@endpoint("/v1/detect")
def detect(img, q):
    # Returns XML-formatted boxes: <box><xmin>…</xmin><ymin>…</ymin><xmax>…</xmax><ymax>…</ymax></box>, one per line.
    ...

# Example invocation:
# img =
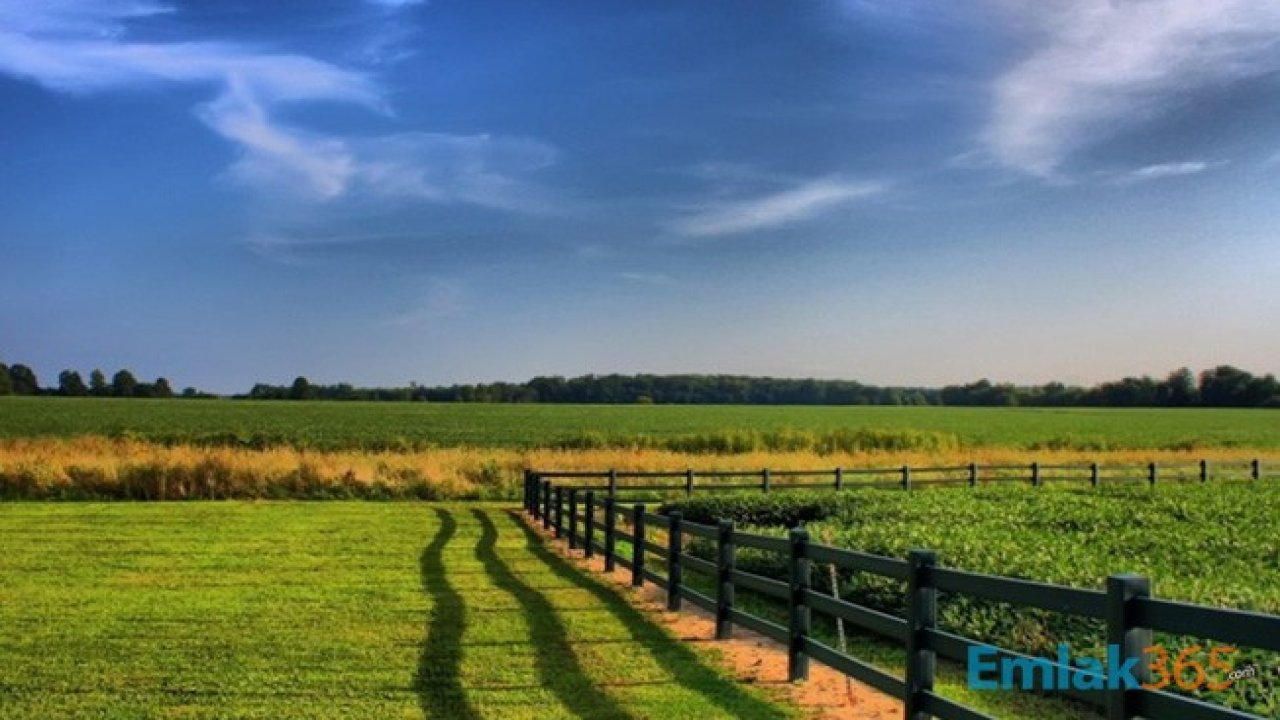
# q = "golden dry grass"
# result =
<box><xmin>1</xmin><ymin>436</ymin><xmax>1275</xmax><ymax>500</ymax></box>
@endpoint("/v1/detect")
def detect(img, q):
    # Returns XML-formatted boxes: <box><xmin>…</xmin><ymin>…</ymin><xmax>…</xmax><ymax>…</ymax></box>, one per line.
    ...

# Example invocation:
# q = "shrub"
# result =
<box><xmin>663</xmin><ymin>489</ymin><xmax>857</xmax><ymax>527</ymax></box>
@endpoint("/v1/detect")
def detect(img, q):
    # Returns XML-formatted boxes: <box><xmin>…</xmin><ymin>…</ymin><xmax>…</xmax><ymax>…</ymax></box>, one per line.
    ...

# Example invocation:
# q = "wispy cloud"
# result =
<box><xmin>668</xmin><ymin>177</ymin><xmax>884</xmax><ymax>238</ymax></box>
<box><xmin>383</xmin><ymin>277</ymin><xmax>468</xmax><ymax>326</ymax></box>
<box><xmin>0</xmin><ymin>1</ymin><xmax>558</xmax><ymax>210</ymax></box>
<box><xmin>984</xmin><ymin>1</ymin><xmax>1280</xmax><ymax>177</ymax></box>
<box><xmin>1107</xmin><ymin>160</ymin><xmax>1219</xmax><ymax>185</ymax></box>
<box><xmin>618</xmin><ymin>271</ymin><xmax>675</xmax><ymax>286</ymax></box>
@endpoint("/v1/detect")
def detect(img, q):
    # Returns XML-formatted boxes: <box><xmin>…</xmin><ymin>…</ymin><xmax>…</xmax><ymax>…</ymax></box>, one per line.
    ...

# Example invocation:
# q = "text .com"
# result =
<box><xmin>968</xmin><ymin>644</ymin><xmax>1259</xmax><ymax>691</ymax></box>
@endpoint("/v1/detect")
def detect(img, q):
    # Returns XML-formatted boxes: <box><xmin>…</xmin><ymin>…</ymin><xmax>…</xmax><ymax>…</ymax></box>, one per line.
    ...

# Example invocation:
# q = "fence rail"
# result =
<box><xmin>523</xmin><ymin>459</ymin><xmax>1267</xmax><ymax>501</ymax></box>
<box><xmin>521</xmin><ymin>466</ymin><xmax>1279</xmax><ymax>720</ymax></box>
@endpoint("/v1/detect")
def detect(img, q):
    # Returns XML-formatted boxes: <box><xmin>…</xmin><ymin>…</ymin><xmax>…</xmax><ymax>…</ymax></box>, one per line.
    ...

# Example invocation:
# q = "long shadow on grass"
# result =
<box><xmin>472</xmin><ymin>508</ymin><xmax>635</xmax><ymax>719</ymax></box>
<box><xmin>486</xmin><ymin>509</ymin><xmax>791</xmax><ymax>720</ymax></box>
<box><xmin>416</xmin><ymin>508</ymin><xmax>482</xmax><ymax>720</ymax></box>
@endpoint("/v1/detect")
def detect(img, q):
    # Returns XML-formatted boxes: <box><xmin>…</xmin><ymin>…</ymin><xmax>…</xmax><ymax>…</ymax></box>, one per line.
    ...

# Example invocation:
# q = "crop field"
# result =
<box><xmin>3</xmin><ymin>396</ymin><xmax>1280</xmax><ymax>451</ymax></box>
<box><xmin>668</xmin><ymin>482</ymin><xmax>1280</xmax><ymax>717</ymax></box>
<box><xmin>0</xmin><ymin>502</ymin><xmax>793</xmax><ymax>719</ymax></box>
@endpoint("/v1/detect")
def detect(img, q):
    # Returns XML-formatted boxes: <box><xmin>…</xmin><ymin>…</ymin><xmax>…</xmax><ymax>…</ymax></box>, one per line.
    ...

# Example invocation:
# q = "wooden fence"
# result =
<box><xmin>521</xmin><ymin>465</ymin><xmax>1279</xmax><ymax>720</ymax></box>
<box><xmin>524</xmin><ymin>459</ymin><xmax>1267</xmax><ymax>501</ymax></box>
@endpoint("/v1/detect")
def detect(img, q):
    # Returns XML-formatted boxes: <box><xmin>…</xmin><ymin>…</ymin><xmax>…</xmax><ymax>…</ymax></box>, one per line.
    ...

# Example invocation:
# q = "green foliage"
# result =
<box><xmin>3</xmin><ymin>396</ymin><xmax>1280</xmax><ymax>450</ymax></box>
<box><xmin>678</xmin><ymin>485</ymin><xmax>1280</xmax><ymax>716</ymax></box>
<box><xmin>88</xmin><ymin>368</ymin><xmax>108</xmax><ymax>396</ymax></box>
<box><xmin>110</xmin><ymin>369</ymin><xmax>138</xmax><ymax>397</ymax></box>
<box><xmin>0</xmin><ymin>362</ymin><xmax>11</xmax><ymax>395</ymax></box>
<box><xmin>554</xmin><ymin>427</ymin><xmax>959</xmax><ymax>455</ymax></box>
<box><xmin>288</xmin><ymin>375</ymin><xmax>315</xmax><ymax>400</ymax></box>
<box><xmin>57</xmin><ymin>370</ymin><xmax>88</xmax><ymax>396</ymax></box>
<box><xmin>665</xmin><ymin>490</ymin><xmax>857</xmax><ymax>527</ymax></box>
<box><xmin>7</xmin><ymin>364</ymin><xmax>39</xmax><ymax>395</ymax></box>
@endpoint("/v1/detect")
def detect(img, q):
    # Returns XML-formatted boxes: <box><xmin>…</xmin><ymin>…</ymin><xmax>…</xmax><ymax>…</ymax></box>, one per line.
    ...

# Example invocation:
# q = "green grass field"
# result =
<box><xmin>0</xmin><ymin>503</ymin><xmax>793</xmax><ymax>719</ymax></box>
<box><xmin>669</xmin><ymin>482</ymin><xmax>1280</xmax><ymax>716</ymax></box>
<box><xmin>3</xmin><ymin>396</ymin><xmax>1279</xmax><ymax>450</ymax></box>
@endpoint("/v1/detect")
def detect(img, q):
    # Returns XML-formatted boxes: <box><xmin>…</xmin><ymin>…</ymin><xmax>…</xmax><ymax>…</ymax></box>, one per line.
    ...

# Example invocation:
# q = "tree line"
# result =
<box><xmin>5</xmin><ymin>355</ymin><xmax>1277</xmax><ymax>407</ymax></box>
<box><xmin>0</xmin><ymin>359</ymin><xmax>212</xmax><ymax>398</ymax></box>
<box><xmin>241</xmin><ymin>366</ymin><xmax>1280</xmax><ymax>408</ymax></box>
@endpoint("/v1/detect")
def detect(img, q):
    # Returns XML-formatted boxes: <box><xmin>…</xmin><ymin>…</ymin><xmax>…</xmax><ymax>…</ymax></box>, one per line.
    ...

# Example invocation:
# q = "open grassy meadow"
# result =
<box><xmin>4</xmin><ymin>396</ymin><xmax>1280</xmax><ymax>451</ymax></box>
<box><xmin>0</xmin><ymin>502</ymin><xmax>794</xmax><ymax>719</ymax></box>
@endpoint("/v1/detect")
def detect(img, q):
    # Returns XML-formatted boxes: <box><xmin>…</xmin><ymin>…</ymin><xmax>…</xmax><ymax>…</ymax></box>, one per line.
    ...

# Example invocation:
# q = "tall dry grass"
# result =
<box><xmin>0</xmin><ymin>436</ymin><xmax>1275</xmax><ymax>500</ymax></box>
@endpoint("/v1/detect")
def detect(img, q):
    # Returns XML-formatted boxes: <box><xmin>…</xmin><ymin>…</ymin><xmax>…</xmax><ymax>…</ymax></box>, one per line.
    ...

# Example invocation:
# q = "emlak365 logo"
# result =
<box><xmin>968</xmin><ymin>643</ymin><xmax>1258</xmax><ymax>691</ymax></box>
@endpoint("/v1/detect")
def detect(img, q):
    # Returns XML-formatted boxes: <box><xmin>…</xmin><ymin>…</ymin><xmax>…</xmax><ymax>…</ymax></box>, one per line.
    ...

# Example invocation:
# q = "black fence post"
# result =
<box><xmin>608</xmin><ymin>468</ymin><xmax>618</xmax><ymax>497</ymax></box>
<box><xmin>667</xmin><ymin>511</ymin><xmax>683</xmax><ymax>611</ymax></box>
<box><xmin>1147</xmin><ymin>462</ymin><xmax>1157</xmax><ymax>487</ymax></box>
<box><xmin>1091</xmin><ymin>462</ymin><xmax>1100</xmax><ymax>488</ymax></box>
<box><xmin>1252</xmin><ymin>458</ymin><xmax>1261</xmax><ymax>480</ymax></box>
<box><xmin>545</xmin><ymin>481</ymin><xmax>555</xmax><ymax>527</ymax></box>
<box><xmin>788</xmin><ymin>527</ymin><xmax>811</xmax><ymax>682</ymax></box>
<box><xmin>553</xmin><ymin>487</ymin><xmax>563</xmax><ymax>539</ymax></box>
<box><xmin>632</xmin><ymin>503</ymin><xmax>646</xmax><ymax>587</ymax></box>
<box><xmin>1106</xmin><ymin>574</ymin><xmax>1152</xmax><ymax>720</ymax></box>
<box><xmin>1200</xmin><ymin>459</ymin><xmax>1208</xmax><ymax>483</ymax></box>
<box><xmin>762</xmin><ymin>468</ymin><xmax>771</xmax><ymax>493</ymax></box>
<box><xmin>904</xmin><ymin>549</ymin><xmax>938</xmax><ymax>720</ymax></box>
<box><xmin>834</xmin><ymin>466</ymin><xmax>844</xmax><ymax>490</ymax></box>
<box><xmin>584</xmin><ymin>491</ymin><xmax>596</xmax><ymax>558</ymax></box>
<box><xmin>901</xmin><ymin>465</ymin><xmax>911</xmax><ymax>491</ymax></box>
<box><xmin>715</xmin><ymin>519</ymin><xmax>735</xmax><ymax>640</ymax></box>
<box><xmin>568</xmin><ymin>489</ymin><xmax>579</xmax><ymax>550</ymax></box>
<box><xmin>603</xmin><ymin>497</ymin><xmax>617</xmax><ymax>572</ymax></box>
<box><xmin>968</xmin><ymin>462</ymin><xmax>977</xmax><ymax>488</ymax></box>
<box><xmin>685</xmin><ymin>468</ymin><xmax>695</xmax><ymax>496</ymax></box>
<box><xmin>1031</xmin><ymin>462</ymin><xmax>1041</xmax><ymax>488</ymax></box>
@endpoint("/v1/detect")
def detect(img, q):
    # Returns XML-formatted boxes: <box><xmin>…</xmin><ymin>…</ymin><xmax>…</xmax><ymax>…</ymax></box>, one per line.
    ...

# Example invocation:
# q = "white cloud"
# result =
<box><xmin>383</xmin><ymin>278</ymin><xmax>468</xmax><ymax>326</ymax></box>
<box><xmin>353</xmin><ymin>133</ymin><xmax>559</xmax><ymax>212</ymax></box>
<box><xmin>669</xmin><ymin>177</ymin><xmax>884</xmax><ymax>238</ymax></box>
<box><xmin>0</xmin><ymin>1</ymin><xmax>557</xmax><ymax>209</ymax></box>
<box><xmin>1109</xmin><ymin>160</ymin><xmax>1217</xmax><ymax>185</ymax></box>
<box><xmin>985</xmin><ymin>0</ymin><xmax>1280</xmax><ymax>177</ymax></box>
<box><xmin>618</xmin><ymin>272</ymin><xmax>675</xmax><ymax>286</ymax></box>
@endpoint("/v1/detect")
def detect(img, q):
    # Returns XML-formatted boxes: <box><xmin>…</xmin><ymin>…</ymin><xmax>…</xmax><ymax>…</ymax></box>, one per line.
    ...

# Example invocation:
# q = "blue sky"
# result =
<box><xmin>2</xmin><ymin>0</ymin><xmax>1279</xmax><ymax>393</ymax></box>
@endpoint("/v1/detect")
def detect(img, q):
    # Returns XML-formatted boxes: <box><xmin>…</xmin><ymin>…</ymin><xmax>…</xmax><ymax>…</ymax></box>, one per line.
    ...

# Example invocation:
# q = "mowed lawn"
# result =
<box><xmin>0</xmin><ymin>503</ymin><xmax>793</xmax><ymax>719</ymax></box>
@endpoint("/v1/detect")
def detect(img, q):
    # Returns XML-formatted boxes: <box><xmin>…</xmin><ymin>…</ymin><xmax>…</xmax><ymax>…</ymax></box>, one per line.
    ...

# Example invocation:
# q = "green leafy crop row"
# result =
<box><xmin>666</xmin><ymin>483</ymin><xmax>1280</xmax><ymax>716</ymax></box>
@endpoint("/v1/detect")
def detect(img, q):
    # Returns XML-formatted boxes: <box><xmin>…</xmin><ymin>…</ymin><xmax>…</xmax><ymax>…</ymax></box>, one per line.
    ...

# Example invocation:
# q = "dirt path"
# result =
<box><xmin>521</xmin><ymin>510</ymin><xmax>904</xmax><ymax>719</ymax></box>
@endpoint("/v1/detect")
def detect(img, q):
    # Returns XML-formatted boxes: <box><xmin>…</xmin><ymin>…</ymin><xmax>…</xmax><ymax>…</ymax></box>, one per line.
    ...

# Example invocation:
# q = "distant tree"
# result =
<box><xmin>1157</xmin><ymin>368</ymin><xmax>1198</xmax><ymax>406</ymax></box>
<box><xmin>1199</xmin><ymin>366</ymin><xmax>1254</xmax><ymax>407</ymax></box>
<box><xmin>8</xmin><ymin>364</ymin><xmax>39</xmax><ymax>395</ymax></box>
<box><xmin>288</xmin><ymin>376</ymin><xmax>314</xmax><ymax>400</ymax></box>
<box><xmin>111</xmin><ymin>369</ymin><xmax>138</xmax><ymax>398</ymax></box>
<box><xmin>153</xmin><ymin>377</ymin><xmax>174</xmax><ymax>398</ymax></box>
<box><xmin>89</xmin><ymin>369</ymin><xmax>108</xmax><ymax>397</ymax></box>
<box><xmin>1245</xmin><ymin>373</ymin><xmax>1280</xmax><ymax>407</ymax></box>
<box><xmin>0</xmin><ymin>362</ymin><xmax>11</xmax><ymax>395</ymax></box>
<box><xmin>58</xmin><ymin>370</ymin><xmax>89</xmax><ymax>396</ymax></box>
